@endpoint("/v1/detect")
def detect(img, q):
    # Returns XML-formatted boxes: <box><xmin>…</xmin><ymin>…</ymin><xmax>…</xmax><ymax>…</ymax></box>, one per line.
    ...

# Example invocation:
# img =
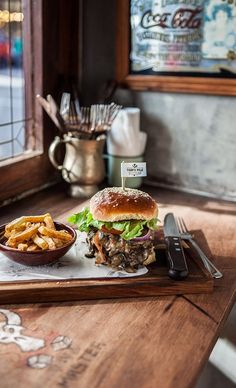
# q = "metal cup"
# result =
<box><xmin>48</xmin><ymin>135</ymin><xmax>106</xmax><ymax>197</ymax></box>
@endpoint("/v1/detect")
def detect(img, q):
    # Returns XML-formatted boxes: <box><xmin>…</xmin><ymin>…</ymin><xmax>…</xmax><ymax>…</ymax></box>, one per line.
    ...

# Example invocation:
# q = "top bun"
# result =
<box><xmin>90</xmin><ymin>187</ymin><xmax>158</xmax><ymax>222</ymax></box>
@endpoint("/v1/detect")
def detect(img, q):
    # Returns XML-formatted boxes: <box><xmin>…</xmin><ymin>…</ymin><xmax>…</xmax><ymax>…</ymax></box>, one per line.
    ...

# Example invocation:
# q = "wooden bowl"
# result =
<box><xmin>0</xmin><ymin>222</ymin><xmax>76</xmax><ymax>266</ymax></box>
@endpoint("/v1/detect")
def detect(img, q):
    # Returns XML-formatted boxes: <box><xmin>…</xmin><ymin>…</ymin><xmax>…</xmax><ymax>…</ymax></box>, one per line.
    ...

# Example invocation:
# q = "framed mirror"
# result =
<box><xmin>116</xmin><ymin>0</ymin><xmax>236</xmax><ymax>95</ymax></box>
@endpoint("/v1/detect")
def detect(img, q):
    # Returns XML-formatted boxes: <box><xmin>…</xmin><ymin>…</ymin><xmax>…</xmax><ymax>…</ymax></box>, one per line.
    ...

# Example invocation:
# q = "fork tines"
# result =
<box><xmin>177</xmin><ymin>217</ymin><xmax>186</xmax><ymax>234</ymax></box>
<box><xmin>84</xmin><ymin>103</ymin><xmax>122</xmax><ymax>137</ymax></box>
<box><xmin>62</xmin><ymin>102</ymin><xmax>122</xmax><ymax>139</ymax></box>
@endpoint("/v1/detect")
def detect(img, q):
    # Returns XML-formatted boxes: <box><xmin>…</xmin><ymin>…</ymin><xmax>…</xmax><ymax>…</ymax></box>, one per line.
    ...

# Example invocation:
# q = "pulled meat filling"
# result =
<box><xmin>86</xmin><ymin>229</ymin><xmax>156</xmax><ymax>271</ymax></box>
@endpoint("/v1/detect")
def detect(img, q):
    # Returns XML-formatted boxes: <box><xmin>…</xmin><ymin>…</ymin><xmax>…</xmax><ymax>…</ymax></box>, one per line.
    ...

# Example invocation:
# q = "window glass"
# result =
<box><xmin>0</xmin><ymin>0</ymin><xmax>25</xmax><ymax>161</ymax></box>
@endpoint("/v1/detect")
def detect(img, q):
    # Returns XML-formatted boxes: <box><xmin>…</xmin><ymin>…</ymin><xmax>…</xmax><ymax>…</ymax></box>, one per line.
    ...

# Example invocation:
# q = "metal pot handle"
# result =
<box><xmin>48</xmin><ymin>136</ymin><xmax>69</xmax><ymax>170</ymax></box>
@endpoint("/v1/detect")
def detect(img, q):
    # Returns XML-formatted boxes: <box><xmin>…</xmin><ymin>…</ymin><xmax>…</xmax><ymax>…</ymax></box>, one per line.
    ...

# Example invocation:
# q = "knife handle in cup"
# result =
<box><xmin>165</xmin><ymin>237</ymin><xmax>189</xmax><ymax>280</ymax></box>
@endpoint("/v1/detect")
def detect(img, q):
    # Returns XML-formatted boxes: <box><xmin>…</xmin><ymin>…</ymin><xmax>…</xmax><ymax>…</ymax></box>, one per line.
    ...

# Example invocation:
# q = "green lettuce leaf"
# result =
<box><xmin>68</xmin><ymin>207</ymin><xmax>159</xmax><ymax>240</ymax></box>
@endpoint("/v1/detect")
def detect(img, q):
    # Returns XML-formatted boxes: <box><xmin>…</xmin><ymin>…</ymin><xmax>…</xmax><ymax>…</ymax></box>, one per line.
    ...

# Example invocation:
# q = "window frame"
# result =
<box><xmin>116</xmin><ymin>0</ymin><xmax>236</xmax><ymax>96</ymax></box>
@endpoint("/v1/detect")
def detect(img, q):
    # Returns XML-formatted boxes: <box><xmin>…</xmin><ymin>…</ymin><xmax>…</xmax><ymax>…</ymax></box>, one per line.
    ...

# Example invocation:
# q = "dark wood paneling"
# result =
<box><xmin>81</xmin><ymin>0</ymin><xmax>116</xmax><ymax>104</ymax></box>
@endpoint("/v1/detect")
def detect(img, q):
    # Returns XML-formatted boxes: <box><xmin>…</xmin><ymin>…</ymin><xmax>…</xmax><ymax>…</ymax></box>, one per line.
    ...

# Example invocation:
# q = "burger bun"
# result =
<box><xmin>90</xmin><ymin>187</ymin><xmax>158</xmax><ymax>222</ymax></box>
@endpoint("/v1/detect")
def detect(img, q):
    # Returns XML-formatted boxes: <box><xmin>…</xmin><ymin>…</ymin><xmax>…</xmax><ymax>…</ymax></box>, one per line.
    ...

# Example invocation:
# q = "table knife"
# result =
<box><xmin>163</xmin><ymin>213</ymin><xmax>189</xmax><ymax>280</ymax></box>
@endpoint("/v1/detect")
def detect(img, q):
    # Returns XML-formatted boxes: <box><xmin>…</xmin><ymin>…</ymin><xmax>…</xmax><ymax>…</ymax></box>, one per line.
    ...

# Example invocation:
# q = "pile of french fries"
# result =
<box><xmin>4</xmin><ymin>213</ymin><xmax>72</xmax><ymax>251</ymax></box>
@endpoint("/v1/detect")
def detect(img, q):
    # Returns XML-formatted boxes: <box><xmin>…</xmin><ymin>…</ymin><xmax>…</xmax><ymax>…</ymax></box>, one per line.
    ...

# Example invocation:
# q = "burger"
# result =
<box><xmin>69</xmin><ymin>187</ymin><xmax>159</xmax><ymax>271</ymax></box>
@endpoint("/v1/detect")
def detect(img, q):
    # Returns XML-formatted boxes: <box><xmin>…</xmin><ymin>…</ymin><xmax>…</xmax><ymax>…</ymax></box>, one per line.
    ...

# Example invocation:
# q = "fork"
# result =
<box><xmin>60</xmin><ymin>92</ymin><xmax>71</xmax><ymax>122</ymax></box>
<box><xmin>81</xmin><ymin>107</ymin><xmax>90</xmax><ymax>133</ymax></box>
<box><xmin>177</xmin><ymin>217</ymin><xmax>223</xmax><ymax>279</ymax></box>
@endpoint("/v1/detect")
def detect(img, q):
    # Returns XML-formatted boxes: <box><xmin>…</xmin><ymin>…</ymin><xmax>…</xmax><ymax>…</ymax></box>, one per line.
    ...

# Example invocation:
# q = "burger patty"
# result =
<box><xmin>86</xmin><ymin>229</ymin><xmax>156</xmax><ymax>271</ymax></box>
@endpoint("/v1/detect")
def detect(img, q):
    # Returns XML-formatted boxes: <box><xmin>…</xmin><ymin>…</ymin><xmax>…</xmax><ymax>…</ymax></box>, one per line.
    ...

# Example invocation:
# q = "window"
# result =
<box><xmin>0</xmin><ymin>0</ymin><xmax>80</xmax><ymax>204</ymax></box>
<box><xmin>0</xmin><ymin>0</ymin><xmax>46</xmax><ymax>204</ymax></box>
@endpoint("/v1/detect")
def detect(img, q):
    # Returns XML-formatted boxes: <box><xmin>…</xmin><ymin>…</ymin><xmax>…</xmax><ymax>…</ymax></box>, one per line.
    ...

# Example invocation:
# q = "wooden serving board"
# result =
<box><xmin>0</xmin><ymin>246</ymin><xmax>213</xmax><ymax>305</ymax></box>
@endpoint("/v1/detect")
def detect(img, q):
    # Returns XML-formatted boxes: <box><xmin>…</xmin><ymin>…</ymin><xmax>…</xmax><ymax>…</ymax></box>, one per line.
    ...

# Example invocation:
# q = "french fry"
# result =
<box><xmin>38</xmin><ymin>226</ymin><xmax>72</xmax><ymax>242</ymax></box>
<box><xmin>5</xmin><ymin>237</ymin><xmax>18</xmax><ymax>248</ymax></box>
<box><xmin>52</xmin><ymin>238</ymin><xmax>64</xmax><ymax>248</ymax></box>
<box><xmin>41</xmin><ymin>235</ymin><xmax>56</xmax><ymax>250</ymax></box>
<box><xmin>5</xmin><ymin>216</ymin><xmax>23</xmax><ymax>232</ymax></box>
<box><xmin>44</xmin><ymin>215</ymin><xmax>55</xmax><ymax>230</ymax></box>
<box><xmin>4</xmin><ymin>223</ymin><xmax>26</xmax><ymax>238</ymax></box>
<box><xmin>17</xmin><ymin>243</ymin><xmax>28</xmax><ymax>251</ymax></box>
<box><xmin>27</xmin><ymin>244</ymin><xmax>39</xmax><ymax>251</ymax></box>
<box><xmin>4</xmin><ymin>229</ymin><xmax>15</xmax><ymax>239</ymax></box>
<box><xmin>7</xmin><ymin>223</ymin><xmax>40</xmax><ymax>245</ymax></box>
<box><xmin>32</xmin><ymin>234</ymin><xmax>49</xmax><ymax>250</ymax></box>
<box><xmin>5</xmin><ymin>214</ymin><xmax>50</xmax><ymax>232</ymax></box>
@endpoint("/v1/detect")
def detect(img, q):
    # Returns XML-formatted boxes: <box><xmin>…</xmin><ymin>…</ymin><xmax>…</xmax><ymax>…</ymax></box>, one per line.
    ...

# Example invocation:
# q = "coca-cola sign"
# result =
<box><xmin>141</xmin><ymin>7</ymin><xmax>203</xmax><ymax>30</ymax></box>
<box><xmin>130</xmin><ymin>0</ymin><xmax>204</xmax><ymax>72</ymax></box>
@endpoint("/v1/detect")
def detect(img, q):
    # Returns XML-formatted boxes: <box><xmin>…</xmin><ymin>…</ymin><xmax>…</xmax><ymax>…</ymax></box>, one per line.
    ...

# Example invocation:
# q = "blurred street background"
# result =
<box><xmin>0</xmin><ymin>0</ymin><xmax>25</xmax><ymax>161</ymax></box>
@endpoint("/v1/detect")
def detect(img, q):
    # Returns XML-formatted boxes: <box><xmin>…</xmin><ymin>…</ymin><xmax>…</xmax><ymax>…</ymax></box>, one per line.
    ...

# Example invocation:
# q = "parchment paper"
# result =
<box><xmin>0</xmin><ymin>233</ymin><xmax>148</xmax><ymax>282</ymax></box>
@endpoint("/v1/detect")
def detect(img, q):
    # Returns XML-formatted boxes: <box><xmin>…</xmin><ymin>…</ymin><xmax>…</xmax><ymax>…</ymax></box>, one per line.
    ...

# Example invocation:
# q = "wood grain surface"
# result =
<box><xmin>0</xmin><ymin>184</ymin><xmax>235</xmax><ymax>388</ymax></box>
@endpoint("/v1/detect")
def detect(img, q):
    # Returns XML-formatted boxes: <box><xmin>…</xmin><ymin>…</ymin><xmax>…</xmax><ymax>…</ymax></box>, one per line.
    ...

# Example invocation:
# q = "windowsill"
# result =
<box><xmin>0</xmin><ymin>150</ymin><xmax>43</xmax><ymax>168</ymax></box>
<box><xmin>0</xmin><ymin>148</ymin><xmax>56</xmax><ymax>204</ymax></box>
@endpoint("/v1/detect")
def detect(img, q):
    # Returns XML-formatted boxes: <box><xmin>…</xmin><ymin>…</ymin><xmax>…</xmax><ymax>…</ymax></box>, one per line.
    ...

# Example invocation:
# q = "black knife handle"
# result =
<box><xmin>165</xmin><ymin>237</ymin><xmax>189</xmax><ymax>280</ymax></box>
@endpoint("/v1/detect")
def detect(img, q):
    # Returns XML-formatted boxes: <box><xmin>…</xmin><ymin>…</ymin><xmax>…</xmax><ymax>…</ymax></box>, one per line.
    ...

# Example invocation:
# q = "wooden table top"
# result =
<box><xmin>0</xmin><ymin>185</ymin><xmax>235</xmax><ymax>388</ymax></box>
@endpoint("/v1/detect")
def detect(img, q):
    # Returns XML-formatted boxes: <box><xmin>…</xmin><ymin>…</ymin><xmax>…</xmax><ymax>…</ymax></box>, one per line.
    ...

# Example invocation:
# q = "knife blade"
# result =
<box><xmin>163</xmin><ymin>213</ymin><xmax>189</xmax><ymax>280</ymax></box>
